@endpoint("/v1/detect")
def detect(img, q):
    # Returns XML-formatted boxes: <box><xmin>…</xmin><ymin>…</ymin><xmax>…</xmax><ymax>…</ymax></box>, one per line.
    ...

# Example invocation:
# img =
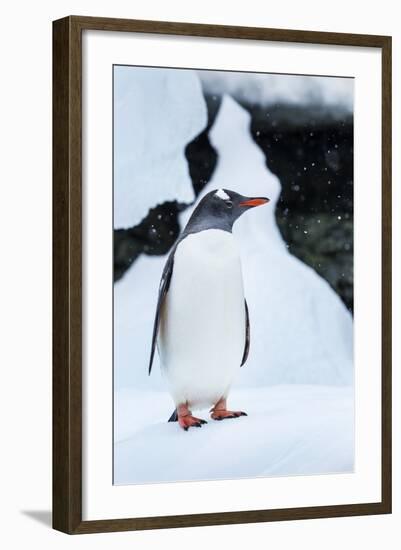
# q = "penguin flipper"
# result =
<box><xmin>148</xmin><ymin>249</ymin><xmax>175</xmax><ymax>375</ymax></box>
<box><xmin>240</xmin><ymin>299</ymin><xmax>250</xmax><ymax>367</ymax></box>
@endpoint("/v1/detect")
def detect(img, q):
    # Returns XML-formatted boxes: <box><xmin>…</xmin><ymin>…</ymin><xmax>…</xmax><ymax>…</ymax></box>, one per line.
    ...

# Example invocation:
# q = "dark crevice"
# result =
<box><xmin>244</xmin><ymin>102</ymin><xmax>353</xmax><ymax>312</ymax></box>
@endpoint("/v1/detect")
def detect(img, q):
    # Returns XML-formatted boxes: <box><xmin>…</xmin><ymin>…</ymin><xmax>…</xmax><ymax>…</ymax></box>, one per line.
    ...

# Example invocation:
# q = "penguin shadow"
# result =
<box><xmin>21</xmin><ymin>510</ymin><xmax>52</xmax><ymax>528</ymax></box>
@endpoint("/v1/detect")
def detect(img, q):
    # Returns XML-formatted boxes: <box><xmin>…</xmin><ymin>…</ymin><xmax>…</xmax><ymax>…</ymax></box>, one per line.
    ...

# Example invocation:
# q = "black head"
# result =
<box><xmin>183</xmin><ymin>189</ymin><xmax>270</xmax><ymax>235</ymax></box>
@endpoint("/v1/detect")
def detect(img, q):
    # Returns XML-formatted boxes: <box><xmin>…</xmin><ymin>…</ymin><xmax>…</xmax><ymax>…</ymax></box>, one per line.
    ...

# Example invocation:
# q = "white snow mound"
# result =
<box><xmin>114</xmin><ymin>67</ymin><xmax>207</xmax><ymax>228</ymax></box>
<box><xmin>114</xmin><ymin>385</ymin><xmax>354</xmax><ymax>485</ymax></box>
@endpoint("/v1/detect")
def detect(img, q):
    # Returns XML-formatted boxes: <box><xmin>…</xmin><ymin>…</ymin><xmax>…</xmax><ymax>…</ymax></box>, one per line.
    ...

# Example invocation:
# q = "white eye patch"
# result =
<box><xmin>214</xmin><ymin>188</ymin><xmax>230</xmax><ymax>201</ymax></box>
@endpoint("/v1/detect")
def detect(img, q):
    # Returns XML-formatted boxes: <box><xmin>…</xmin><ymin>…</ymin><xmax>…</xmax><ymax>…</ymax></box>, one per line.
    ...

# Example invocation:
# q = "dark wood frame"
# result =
<box><xmin>53</xmin><ymin>15</ymin><xmax>392</xmax><ymax>534</ymax></box>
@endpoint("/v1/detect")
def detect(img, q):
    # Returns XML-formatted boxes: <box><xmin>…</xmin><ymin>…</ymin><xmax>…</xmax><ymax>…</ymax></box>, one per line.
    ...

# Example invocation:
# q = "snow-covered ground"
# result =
<box><xmin>113</xmin><ymin>69</ymin><xmax>354</xmax><ymax>485</ymax></box>
<box><xmin>114</xmin><ymin>385</ymin><xmax>354</xmax><ymax>485</ymax></box>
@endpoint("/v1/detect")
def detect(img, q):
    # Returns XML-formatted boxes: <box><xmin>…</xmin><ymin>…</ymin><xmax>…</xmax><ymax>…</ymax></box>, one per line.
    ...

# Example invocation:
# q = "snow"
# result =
<box><xmin>199</xmin><ymin>71</ymin><xmax>354</xmax><ymax>112</ymax></box>
<box><xmin>114</xmin><ymin>67</ymin><xmax>208</xmax><ymax>229</ymax></box>
<box><xmin>113</xmin><ymin>92</ymin><xmax>354</xmax><ymax>484</ymax></box>
<box><xmin>215</xmin><ymin>188</ymin><xmax>230</xmax><ymax>200</ymax></box>
<box><xmin>114</xmin><ymin>253</ymin><xmax>165</xmax><ymax>391</ymax></box>
<box><xmin>114</xmin><ymin>385</ymin><xmax>354</xmax><ymax>484</ymax></box>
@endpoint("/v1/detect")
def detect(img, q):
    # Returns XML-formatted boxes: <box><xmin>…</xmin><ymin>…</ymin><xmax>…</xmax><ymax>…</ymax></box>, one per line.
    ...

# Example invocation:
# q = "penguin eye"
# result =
<box><xmin>226</xmin><ymin>200</ymin><xmax>233</xmax><ymax>208</ymax></box>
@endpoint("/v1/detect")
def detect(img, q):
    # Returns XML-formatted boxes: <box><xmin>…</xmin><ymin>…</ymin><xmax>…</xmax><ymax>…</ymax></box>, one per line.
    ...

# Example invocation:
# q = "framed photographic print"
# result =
<box><xmin>52</xmin><ymin>16</ymin><xmax>392</xmax><ymax>534</ymax></box>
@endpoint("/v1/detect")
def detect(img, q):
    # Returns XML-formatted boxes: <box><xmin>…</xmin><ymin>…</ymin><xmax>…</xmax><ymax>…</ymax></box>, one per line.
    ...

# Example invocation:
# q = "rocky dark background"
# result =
<box><xmin>114</xmin><ymin>93</ymin><xmax>353</xmax><ymax>313</ymax></box>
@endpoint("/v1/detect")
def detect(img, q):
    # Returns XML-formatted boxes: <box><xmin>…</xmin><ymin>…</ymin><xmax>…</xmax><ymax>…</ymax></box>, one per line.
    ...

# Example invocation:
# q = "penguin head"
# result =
<box><xmin>185</xmin><ymin>188</ymin><xmax>270</xmax><ymax>233</ymax></box>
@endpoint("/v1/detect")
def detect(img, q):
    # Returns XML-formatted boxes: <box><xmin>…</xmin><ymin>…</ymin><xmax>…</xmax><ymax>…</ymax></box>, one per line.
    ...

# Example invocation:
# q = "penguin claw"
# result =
<box><xmin>211</xmin><ymin>410</ymin><xmax>247</xmax><ymax>421</ymax></box>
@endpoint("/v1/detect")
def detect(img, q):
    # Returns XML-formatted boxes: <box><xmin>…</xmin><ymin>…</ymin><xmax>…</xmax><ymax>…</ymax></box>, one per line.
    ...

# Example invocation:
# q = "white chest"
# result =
<box><xmin>158</xmin><ymin>230</ymin><xmax>246</xmax><ymax>408</ymax></box>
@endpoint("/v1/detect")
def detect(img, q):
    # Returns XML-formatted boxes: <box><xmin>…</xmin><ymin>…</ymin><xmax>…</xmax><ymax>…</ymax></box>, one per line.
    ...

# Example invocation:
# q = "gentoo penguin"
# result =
<box><xmin>148</xmin><ymin>188</ymin><xmax>269</xmax><ymax>430</ymax></box>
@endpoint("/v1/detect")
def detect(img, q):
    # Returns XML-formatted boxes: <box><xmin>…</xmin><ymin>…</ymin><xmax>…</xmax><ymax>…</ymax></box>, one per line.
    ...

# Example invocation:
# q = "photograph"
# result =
<box><xmin>0</xmin><ymin>0</ymin><xmax>395</xmax><ymax>544</ymax></box>
<box><xmin>113</xmin><ymin>64</ymin><xmax>355</xmax><ymax>486</ymax></box>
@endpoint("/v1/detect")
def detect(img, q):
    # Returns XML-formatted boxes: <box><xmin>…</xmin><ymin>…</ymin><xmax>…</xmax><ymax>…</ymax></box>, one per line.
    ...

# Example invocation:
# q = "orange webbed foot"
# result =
<box><xmin>178</xmin><ymin>414</ymin><xmax>207</xmax><ymax>431</ymax></box>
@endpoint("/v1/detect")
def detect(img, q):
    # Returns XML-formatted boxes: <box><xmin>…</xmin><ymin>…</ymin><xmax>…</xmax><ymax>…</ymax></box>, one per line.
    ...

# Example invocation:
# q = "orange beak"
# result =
<box><xmin>239</xmin><ymin>197</ymin><xmax>270</xmax><ymax>207</ymax></box>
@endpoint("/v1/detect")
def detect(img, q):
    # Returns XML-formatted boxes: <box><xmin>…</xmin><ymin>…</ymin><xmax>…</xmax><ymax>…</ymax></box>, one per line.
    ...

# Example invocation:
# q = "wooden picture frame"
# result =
<box><xmin>53</xmin><ymin>15</ymin><xmax>392</xmax><ymax>534</ymax></box>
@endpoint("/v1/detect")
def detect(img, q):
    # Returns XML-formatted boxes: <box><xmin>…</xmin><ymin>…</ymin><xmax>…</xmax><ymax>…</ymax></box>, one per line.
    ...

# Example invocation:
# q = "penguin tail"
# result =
<box><xmin>168</xmin><ymin>409</ymin><xmax>178</xmax><ymax>422</ymax></box>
